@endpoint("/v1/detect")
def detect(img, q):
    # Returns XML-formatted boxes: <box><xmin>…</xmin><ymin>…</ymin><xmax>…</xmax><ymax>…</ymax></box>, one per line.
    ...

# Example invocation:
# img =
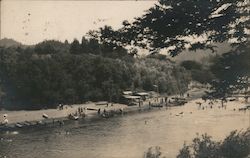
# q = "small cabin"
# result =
<box><xmin>122</xmin><ymin>91</ymin><xmax>133</xmax><ymax>95</ymax></box>
<box><xmin>135</xmin><ymin>92</ymin><xmax>149</xmax><ymax>101</ymax></box>
<box><xmin>122</xmin><ymin>95</ymin><xmax>141</xmax><ymax>106</ymax></box>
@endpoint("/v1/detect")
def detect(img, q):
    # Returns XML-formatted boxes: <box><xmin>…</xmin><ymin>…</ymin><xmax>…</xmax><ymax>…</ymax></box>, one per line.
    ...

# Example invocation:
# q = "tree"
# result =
<box><xmin>144</xmin><ymin>146</ymin><xmax>164</xmax><ymax>158</ymax></box>
<box><xmin>80</xmin><ymin>37</ymin><xmax>90</xmax><ymax>54</ymax></box>
<box><xmin>209</xmin><ymin>41</ymin><xmax>250</xmax><ymax>98</ymax></box>
<box><xmin>93</xmin><ymin>0</ymin><xmax>249</xmax><ymax>56</ymax></box>
<box><xmin>180</xmin><ymin>60</ymin><xmax>215</xmax><ymax>84</ymax></box>
<box><xmin>70</xmin><ymin>39</ymin><xmax>81</xmax><ymax>54</ymax></box>
<box><xmin>34</xmin><ymin>40</ymin><xmax>68</xmax><ymax>54</ymax></box>
<box><xmin>180</xmin><ymin>61</ymin><xmax>202</xmax><ymax>70</ymax></box>
<box><xmin>177</xmin><ymin>129</ymin><xmax>250</xmax><ymax>158</ymax></box>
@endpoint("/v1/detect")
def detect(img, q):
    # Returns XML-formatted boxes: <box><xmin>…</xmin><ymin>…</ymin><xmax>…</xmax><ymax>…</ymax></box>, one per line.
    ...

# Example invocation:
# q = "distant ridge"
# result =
<box><xmin>0</xmin><ymin>38</ymin><xmax>22</xmax><ymax>47</ymax></box>
<box><xmin>172</xmin><ymin>42</ymin><xmax>231</xmax><ymax>63</ymax></box>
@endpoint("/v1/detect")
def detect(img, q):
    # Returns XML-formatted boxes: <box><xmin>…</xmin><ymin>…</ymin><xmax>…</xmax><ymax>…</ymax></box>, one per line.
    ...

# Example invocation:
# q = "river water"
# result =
<box><xmin>0</xmin><ymin>99</ymin><xmax>249</xmax><ymax>158</ymax></box>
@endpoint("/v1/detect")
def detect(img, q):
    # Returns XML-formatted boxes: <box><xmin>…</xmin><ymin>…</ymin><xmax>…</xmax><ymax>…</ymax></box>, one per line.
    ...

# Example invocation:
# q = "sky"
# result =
<box><xmin>1</xmin><ymin>0</ymin><xmax>156</xmax><ymax>45</ymax></box>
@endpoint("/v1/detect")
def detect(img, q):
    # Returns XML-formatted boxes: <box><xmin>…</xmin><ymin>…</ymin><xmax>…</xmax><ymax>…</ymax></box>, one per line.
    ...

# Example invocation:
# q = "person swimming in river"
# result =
<box><xmin>58</xmin><ymin>120</ymin><xmax>64</xmax><ymax>126</ymax></box>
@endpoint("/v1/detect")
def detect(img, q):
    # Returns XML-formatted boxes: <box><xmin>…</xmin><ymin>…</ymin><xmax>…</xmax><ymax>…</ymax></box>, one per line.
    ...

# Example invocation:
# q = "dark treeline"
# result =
<box><xmin>0</xmin><ymin>39</ymin><xmax>191</xmax><ymax>110</ymax></box>
<box><xmin>180</xmin><ymin>60</ymin><xmax>215</xmax><ymax>85</ymax></box>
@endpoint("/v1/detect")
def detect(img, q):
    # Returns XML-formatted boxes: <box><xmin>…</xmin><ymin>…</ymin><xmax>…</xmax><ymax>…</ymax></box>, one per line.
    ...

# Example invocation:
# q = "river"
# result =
<box><xmin>0</xmin><ymin>99</ymin><xmax>249</xmax><ymax>158</ymax></box>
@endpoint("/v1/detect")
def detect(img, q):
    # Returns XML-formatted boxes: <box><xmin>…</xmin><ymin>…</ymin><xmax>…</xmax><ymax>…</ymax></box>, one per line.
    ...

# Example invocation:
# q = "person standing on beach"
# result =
<box><xmin>83</xmin><ymin>107</ymin><xmax>86</xmax><ymax>114</ymax></box>
<box><xmin>78</xmin><ymin>107</ymin><xmax>81</xmax><ymax>114</ymax></box>
<box><xmin>164</xmin><ymin>97</ymin><xmax>168</xmax><ymax>103</ymax></box>
<box><xmin>2</xmin><ymin>114</ymin><xmax>8</xmax><ymax>125</ymax></box>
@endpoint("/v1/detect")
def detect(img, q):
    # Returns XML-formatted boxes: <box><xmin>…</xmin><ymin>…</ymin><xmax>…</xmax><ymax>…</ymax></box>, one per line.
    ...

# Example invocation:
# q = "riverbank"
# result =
<box><xmin>0</xmin><ymin>88</ymin><xmax>208</xmax><ymax>130</ymax></box>
<box><xmin>0</xmin><ymin>97</ymin><xmax>169</xmax><ymax>130</ymax></box>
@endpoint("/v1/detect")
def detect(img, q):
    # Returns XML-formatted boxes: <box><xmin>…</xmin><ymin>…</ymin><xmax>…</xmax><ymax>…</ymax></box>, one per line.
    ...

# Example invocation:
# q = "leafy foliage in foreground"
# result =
<box><xmin>144</xmin><ymin>129</ymin><xmax>250</xmax><ymax>158</ymax></box>
<box><xmin>92</xmin><ymin>0</ymin><xmax>249</xmax><ymax>56</ymax></box>
<box><xmin>177</xmin><ymin>129</ymin><xmax>250</xmax><ymax>158</ymax></box>
<box><xmin>209</xmin><ymin>42</ymin><xmax>250</xmax><ymax>99</ymax></box>
<box><xmin>144</xmin><ymin>146</ymin><xmax>165</xmax><ymax>158</ymax></box>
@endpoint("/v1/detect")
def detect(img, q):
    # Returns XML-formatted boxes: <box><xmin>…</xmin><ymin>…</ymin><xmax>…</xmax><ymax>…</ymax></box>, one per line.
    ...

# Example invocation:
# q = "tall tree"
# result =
<box><xmin>210</xmin><ymin>41</ymin><xmax>250</xmax><ymax>98</ymax></box>
<box><xmin>70</xmin><ymin>39</ymin><xmax>81</xmax><ymax>54</ymax></box>
<box><xmin>93</xmin><ymin>0</ymin><xmax>249</xmax><ymax>56</ymax></box>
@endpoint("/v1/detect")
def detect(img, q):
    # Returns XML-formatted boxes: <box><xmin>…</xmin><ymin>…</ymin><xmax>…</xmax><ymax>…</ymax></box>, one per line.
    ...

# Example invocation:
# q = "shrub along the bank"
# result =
<box><xmin>144</xmin><ymin>129</ymin><xmax>250</xmax><ymax>158</ymax></box>
<box><xmin>177</xmin><ymin>129</ymin><xmax>250</xmax><ymax>158</ymax></box>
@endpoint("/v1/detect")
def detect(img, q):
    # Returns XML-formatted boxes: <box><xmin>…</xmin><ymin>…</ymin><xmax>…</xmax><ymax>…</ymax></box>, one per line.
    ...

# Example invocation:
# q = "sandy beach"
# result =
<box><xmin>0</xmin><ymin>102</ymin><xmax>128</xmax><ymax>125</ymax></box>
<box><xmin>1</xmin><ymin>96</ymin><xmax>249</xmax><ymax>128</ymax></box>
<box><xmin>1</xmin><ymin>87</ymin><xmax>248</xmax><ymax>129</ymax></box>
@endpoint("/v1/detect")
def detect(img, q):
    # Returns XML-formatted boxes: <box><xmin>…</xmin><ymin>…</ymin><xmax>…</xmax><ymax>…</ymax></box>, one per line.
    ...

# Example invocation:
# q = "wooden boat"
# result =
<box><xmin>42</xmin><ymin>113</ymin><xmax>49</xmax><ymax>119</ymax></box>
<box><xmin>95</xmin><ymin>101</ymin><xmax>108</xmax><ymax>106</ymax></box>
<box><xmin>15</xmin><ymin>123</ymin><xmax>23</xmax><ymax>128</ymax></box>
<box><xmin>68</xmin><ymin>114</ymin><xmax>79</xmax><ymax>120</ymax></box>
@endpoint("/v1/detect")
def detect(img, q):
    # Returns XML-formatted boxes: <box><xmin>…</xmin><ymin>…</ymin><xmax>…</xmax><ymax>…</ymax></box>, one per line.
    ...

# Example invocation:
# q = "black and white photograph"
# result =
<box><xmin>0</xmin><ymin>0</ymin><xmax>249</xmax><ymax>157</ymax></box>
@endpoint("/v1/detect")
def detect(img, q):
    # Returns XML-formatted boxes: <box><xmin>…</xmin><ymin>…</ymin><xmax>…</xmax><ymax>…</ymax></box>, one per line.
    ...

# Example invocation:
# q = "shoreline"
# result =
<box><xmin>0</xmin><ymin>88</ymin><xmax>207</xmax><ymax>131</ymax></box>
<box><xmin>0</xmin><ymin>95</ymin><xmax>249</xmax><ymax>132</ymax></box>
<box><xmin>0</xmin><ymin>99</ymin><xmax>171</xmax><ymax>131</ymax></box>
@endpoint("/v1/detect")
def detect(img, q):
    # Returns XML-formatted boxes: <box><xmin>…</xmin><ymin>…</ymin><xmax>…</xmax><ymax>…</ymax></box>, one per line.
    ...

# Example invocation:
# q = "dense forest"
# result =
<box><xmin>0</xmin><ymin>39</ymin><xmax>248</xmax><ymax>110</ymax></box>
<box><xmin>0</xmin><ymin>0</ymin><xmax>249</xmax><ymax>110</ymax></box>
<box><xmin>0</xmin><ymin>39</ymin><xmax>193</xmax><ymax>110</ymax></box>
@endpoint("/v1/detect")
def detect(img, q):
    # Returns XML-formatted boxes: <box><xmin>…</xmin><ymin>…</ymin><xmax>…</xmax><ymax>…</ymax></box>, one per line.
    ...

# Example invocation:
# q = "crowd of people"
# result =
<box><xmin>68</xmin><ymin>107</ymin><xmax>87</xmax><ymax>120</ymax></box>
<box><xmin>196</xmin><ymin>98</ymin><xmax>250</xmax><ymax>113</ymax></box>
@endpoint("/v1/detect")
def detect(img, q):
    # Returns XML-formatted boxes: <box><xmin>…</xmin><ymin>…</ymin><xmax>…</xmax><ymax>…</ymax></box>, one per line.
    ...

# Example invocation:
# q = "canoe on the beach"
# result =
<box><xmin>95</xmin><ymin>101</ymin><xmax>108</xmax><ymax>105</ymax></box>
<box><xmin>15</xmin><ymin>123</ymin><xmax>23</xmax><ymax>128</ymax></box>
<box><xmin>68</xmin><ymin>114</ymin><xmax>79</xmax><ymax>120</ymax></box>
<box><xmin>87</xmin><ymin>108</ymin><xmax>99</xmax><ymax>111</ymax></box>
